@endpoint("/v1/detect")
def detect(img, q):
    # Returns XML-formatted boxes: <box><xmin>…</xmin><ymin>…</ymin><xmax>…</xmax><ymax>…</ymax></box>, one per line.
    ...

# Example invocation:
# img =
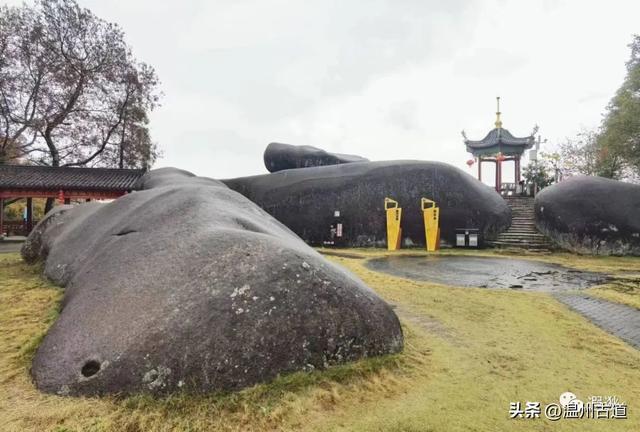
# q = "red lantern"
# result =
<box><xmin>466</xmin><ymin>158</ymin><xmax>475</xmax><ymax>167</ymax></box>
<box><xmin>496</xmin><ymin>152</ymin><xmax>506</xmax><ymax>162</ymax></box>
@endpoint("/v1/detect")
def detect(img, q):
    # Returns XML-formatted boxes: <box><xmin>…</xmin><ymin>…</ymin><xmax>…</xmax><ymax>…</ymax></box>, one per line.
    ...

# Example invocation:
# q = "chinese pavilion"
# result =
<box><xmin>463</xmin><ymin>97</ymin><xmax>536</xmax><ymax>193</ymax></box>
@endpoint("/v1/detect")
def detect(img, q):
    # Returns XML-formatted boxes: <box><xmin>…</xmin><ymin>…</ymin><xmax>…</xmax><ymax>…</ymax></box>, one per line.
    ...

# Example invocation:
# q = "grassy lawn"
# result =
<box><xmin>1</xmin><ymin>249</ymin><xmax>640</xmax><ymax>431</ymax></box>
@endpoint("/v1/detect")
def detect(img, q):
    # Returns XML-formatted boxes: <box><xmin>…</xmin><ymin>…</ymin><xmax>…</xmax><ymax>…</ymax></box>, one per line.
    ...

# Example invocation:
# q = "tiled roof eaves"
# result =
<box><xmin>0</xmin><ymin>165</ymin><xmax>145</xmax><ymax>191</ymax></box>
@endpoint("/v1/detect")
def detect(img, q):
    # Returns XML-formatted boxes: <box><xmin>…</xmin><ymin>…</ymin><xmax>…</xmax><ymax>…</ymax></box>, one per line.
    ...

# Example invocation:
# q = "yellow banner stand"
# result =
<box><xmin>384</xmin><ymin>197</ymin><xmax>402</xmax><ymax>251</ymax></box>
<box><xmin>421</xmin><ymin>198</ymin><xmax>440</xmax><ymax>252</ymax></box>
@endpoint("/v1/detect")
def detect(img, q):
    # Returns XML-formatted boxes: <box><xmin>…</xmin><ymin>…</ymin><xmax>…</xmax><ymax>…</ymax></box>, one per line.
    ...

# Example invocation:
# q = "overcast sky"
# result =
<box><xmin>10</xmin><ymin>0</ymin><xmax>640</xmax><ymax>183</ymax></box>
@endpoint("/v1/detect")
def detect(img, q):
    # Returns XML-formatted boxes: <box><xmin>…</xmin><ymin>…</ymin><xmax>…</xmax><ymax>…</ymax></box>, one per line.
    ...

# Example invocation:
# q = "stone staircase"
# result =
<box><xmin>489</xmin><ymin>196</ymin><xmax>555</xmax><ymax>250</ymax></box>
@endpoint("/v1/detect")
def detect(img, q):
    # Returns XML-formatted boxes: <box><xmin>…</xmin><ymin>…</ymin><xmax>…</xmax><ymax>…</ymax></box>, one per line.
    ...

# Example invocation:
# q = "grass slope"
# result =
<box><xmin>1</xmin><ymin>250</ymin><xmax>639</xmax><ymax>431</ymax></box>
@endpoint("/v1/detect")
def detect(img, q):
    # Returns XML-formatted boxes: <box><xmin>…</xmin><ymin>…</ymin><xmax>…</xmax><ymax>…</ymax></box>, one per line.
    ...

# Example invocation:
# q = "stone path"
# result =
<box><xmin>0</xmin><ymin>241</ymin><xmax>22</xmax><ymax>254</ymax></box>
<box><xmin>489</xmin><ymin>196</ymin><xmax>555</xmax><ymax>250</ymax></box>
<box><xmin>554</xmin><ymin>293</ymin><xmax>640</xmax><ymax>349</ymax></box>
<box><xmin>389</xmin><ymin>302</ymin><xmax>462</xmax><ymax>346</ymax></box>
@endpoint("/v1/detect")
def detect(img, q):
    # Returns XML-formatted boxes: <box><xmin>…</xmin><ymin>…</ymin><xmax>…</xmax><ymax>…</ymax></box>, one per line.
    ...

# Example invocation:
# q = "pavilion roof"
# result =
<box><xmin>464</xmin><ymin>127</ymin><xmax>535</xmax><ymax>156</ymax></box>
<box><xmin>0</xmin><ymin>165</ymin><xmax>145</xmax><ymax>192</ymax></box>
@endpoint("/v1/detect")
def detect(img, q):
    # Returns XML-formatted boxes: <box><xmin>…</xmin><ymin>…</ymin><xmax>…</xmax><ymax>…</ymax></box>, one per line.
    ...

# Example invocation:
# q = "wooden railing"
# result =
<box><xmin>2</xmin><ymin>220</ymin><xmax>40</xmax><ymax>236</ymax></box>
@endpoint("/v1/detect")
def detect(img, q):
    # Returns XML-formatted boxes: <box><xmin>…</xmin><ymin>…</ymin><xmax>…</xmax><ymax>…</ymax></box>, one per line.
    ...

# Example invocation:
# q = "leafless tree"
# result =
<box><xmin>0</xmin><ymin>0</ymin><xmax>160</xmax><ymax>169</ymax></box>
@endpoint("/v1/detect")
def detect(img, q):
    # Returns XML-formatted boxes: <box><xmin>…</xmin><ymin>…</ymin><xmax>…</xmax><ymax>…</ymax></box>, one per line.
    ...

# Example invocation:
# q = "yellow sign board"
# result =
<box><xmin>384</xmin><ymin>197</ymin><xmax>402</xmax><ymax>251</ymax></box>
<box><xmin>421</xmin><ymin>197</ymin><xmax>440</xmax><ymax>251</ymax></box>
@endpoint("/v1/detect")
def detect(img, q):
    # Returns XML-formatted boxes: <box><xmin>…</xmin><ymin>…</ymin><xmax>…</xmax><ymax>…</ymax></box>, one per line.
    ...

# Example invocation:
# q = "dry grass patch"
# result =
<box><xmin>315</xmin><ymin>253</ymin><xmax>640</xmax><ymax>431</ymax></box>
<box><xmin>2</xmin><ymin>249</ymin><xmax>640</xmax><ymax>431</ymax></box>
<box><xmin>0</xmin><ymin>253</ymin><xmax>427</xmax><ymax>432</ymax></box>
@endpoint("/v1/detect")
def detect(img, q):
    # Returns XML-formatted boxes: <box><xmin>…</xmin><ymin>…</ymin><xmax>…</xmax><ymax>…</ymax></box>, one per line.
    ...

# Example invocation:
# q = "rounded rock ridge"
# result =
<box><xmin>23</xmin><ymin>167</ymin><xmax>403</xmax><ymax>396</ymax></box>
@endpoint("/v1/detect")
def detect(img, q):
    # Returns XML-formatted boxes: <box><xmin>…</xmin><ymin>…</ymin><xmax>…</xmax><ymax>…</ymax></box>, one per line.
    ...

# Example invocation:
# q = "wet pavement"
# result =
<box><xmin>366</xmin><ymin>255</ymin><xmax>609</xmax><ymax>291</ymax></box>
<box><xmin>365</xmin><ymin>255</ymin><xmax>640</xmax><ymax>350</ymax></box>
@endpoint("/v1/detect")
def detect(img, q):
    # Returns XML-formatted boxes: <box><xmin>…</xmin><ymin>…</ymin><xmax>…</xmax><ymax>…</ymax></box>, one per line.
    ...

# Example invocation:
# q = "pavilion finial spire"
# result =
<box><xmin>494</xmin><ymin>96</ymin><xmax>503</xmax><ymax>128</ymax></box>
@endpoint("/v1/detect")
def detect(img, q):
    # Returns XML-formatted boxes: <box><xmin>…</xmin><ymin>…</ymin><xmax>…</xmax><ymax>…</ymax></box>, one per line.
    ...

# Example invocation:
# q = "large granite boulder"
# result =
<box><xmin>264</xmin><ymin>142</ymin><xmax>368</xmax><ymax>172</ymax></box>
<box><xmin>224</xmin><ymin>161</ymin><xmax>511</xmax><ymax>247</ymax></box>
<box><xmin>535</xmin><ymin>176</ymin><xmax>640</xmax><ymax>255</ymax></box>
<box><xmin>23</xmin><ymin>168</ymin><xmax>402</xmax><ymax>396</ymax></box>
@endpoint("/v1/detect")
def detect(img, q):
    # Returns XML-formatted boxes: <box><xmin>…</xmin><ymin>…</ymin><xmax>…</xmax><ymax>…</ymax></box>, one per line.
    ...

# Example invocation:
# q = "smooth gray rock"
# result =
<box><xmin>535</xmin><ymin>176</ymin><xmax>640</xmax><ymax>255</ymax></box>
<box><xmin>224</xmin><ymin>160</ymin><xmax>511</xmax><ymax>247</ymax></box>
<box><xmin>23</xmin><ymin>167</ymin><xmax>403</xmax><ymax>396</ymax></box>
<box><xmin>21</xmin><ymin>204</ymin><xmax>73</xmax><ymax>264</ymax></box>
<box><xmin>264</xmin><ymin>142</ymin><xmax>368</xmax><ymax>173</ymax></box>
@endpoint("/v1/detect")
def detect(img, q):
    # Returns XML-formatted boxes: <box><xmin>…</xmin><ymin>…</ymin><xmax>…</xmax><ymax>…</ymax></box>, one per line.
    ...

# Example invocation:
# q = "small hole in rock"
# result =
<box><xmin>81</xmin><ymin>360</ymin><xmax>101</xmax><ymax>377</ymax></box>
<box><xmin>115</xmin><ymin>229</ymin><xmax>137</xmax><ymax>236</ymax></box>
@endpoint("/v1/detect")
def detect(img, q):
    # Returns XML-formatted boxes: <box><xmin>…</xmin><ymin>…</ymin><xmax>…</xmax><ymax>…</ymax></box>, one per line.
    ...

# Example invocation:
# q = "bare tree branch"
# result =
<box><xmin>0</xmin><ymin>0</ymin><xmax>160</xmax><ymax>168</ymax></box>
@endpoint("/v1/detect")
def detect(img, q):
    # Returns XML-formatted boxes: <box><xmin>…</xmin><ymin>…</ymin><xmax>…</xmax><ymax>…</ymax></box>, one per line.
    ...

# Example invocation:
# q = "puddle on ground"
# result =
<box><xmin>365</xmin><ymin>256</ymin><xmax>610</xmax><ymax>291</ymax></box>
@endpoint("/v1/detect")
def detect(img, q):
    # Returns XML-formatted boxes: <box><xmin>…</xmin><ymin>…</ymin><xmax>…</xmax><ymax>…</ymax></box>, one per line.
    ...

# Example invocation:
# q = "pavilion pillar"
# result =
<box><xmin>515</xmin><ymin>156</ymin><xmax>521</xmax><ymax>183</ymax></box>
<box><xmin>477</xmin><ymin>157</ymin><xmax>482</xmax><ymax>181</ymax></box>
<box><xmin>26</xmin><ymin>198</ymin><xmax>33</xmax><ymax>233</ymax></box>
<box><xmin>0</xmin><ymin>197</ymin><xmax>4</xmax><ymax>238</ymax></box>
<box><xmin>58</xmin><ymin>190</ymin><xmax>65</xmax><ymax>205</ymax></box>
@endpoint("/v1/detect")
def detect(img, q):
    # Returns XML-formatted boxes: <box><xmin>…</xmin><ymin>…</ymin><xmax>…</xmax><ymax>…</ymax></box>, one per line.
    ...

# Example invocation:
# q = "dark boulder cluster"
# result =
<box><xmin>264</xmin><ymin>142</ymin><xmax>368</xmax><ymax>172</ymax></box>
<box><xmin>225</xmin><ymin>160</ymin><xmax>511</xmax><ymax>247</ymax></box>
<box><xmin>23</xmin><ymin>168</ymin><xmax>403</xmax><ymax>396</ymax></box>
<box><xmin>535</xmin><ymin>176</ymin><xmax>640</xmax><ymax>255</ymax></box>
<box><xmin>22</xmin><ymin>142</ymin><xmax>516</xmax><ymax>397</ymax></box>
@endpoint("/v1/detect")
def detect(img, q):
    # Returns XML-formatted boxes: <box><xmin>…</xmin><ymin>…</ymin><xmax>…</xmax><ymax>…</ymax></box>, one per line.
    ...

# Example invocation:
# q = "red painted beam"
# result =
<box><xmin>0</xmin><ymin>189</ymin><xmax>126</xmax><ymax>200</ymax></box>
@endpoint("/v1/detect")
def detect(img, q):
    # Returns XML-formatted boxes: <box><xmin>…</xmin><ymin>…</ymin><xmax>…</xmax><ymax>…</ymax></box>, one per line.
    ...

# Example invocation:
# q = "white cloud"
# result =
<box><xmin>45</xmin><ymin>0</ymin><xmax>640</xmax><ymax>182</ymax></box>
